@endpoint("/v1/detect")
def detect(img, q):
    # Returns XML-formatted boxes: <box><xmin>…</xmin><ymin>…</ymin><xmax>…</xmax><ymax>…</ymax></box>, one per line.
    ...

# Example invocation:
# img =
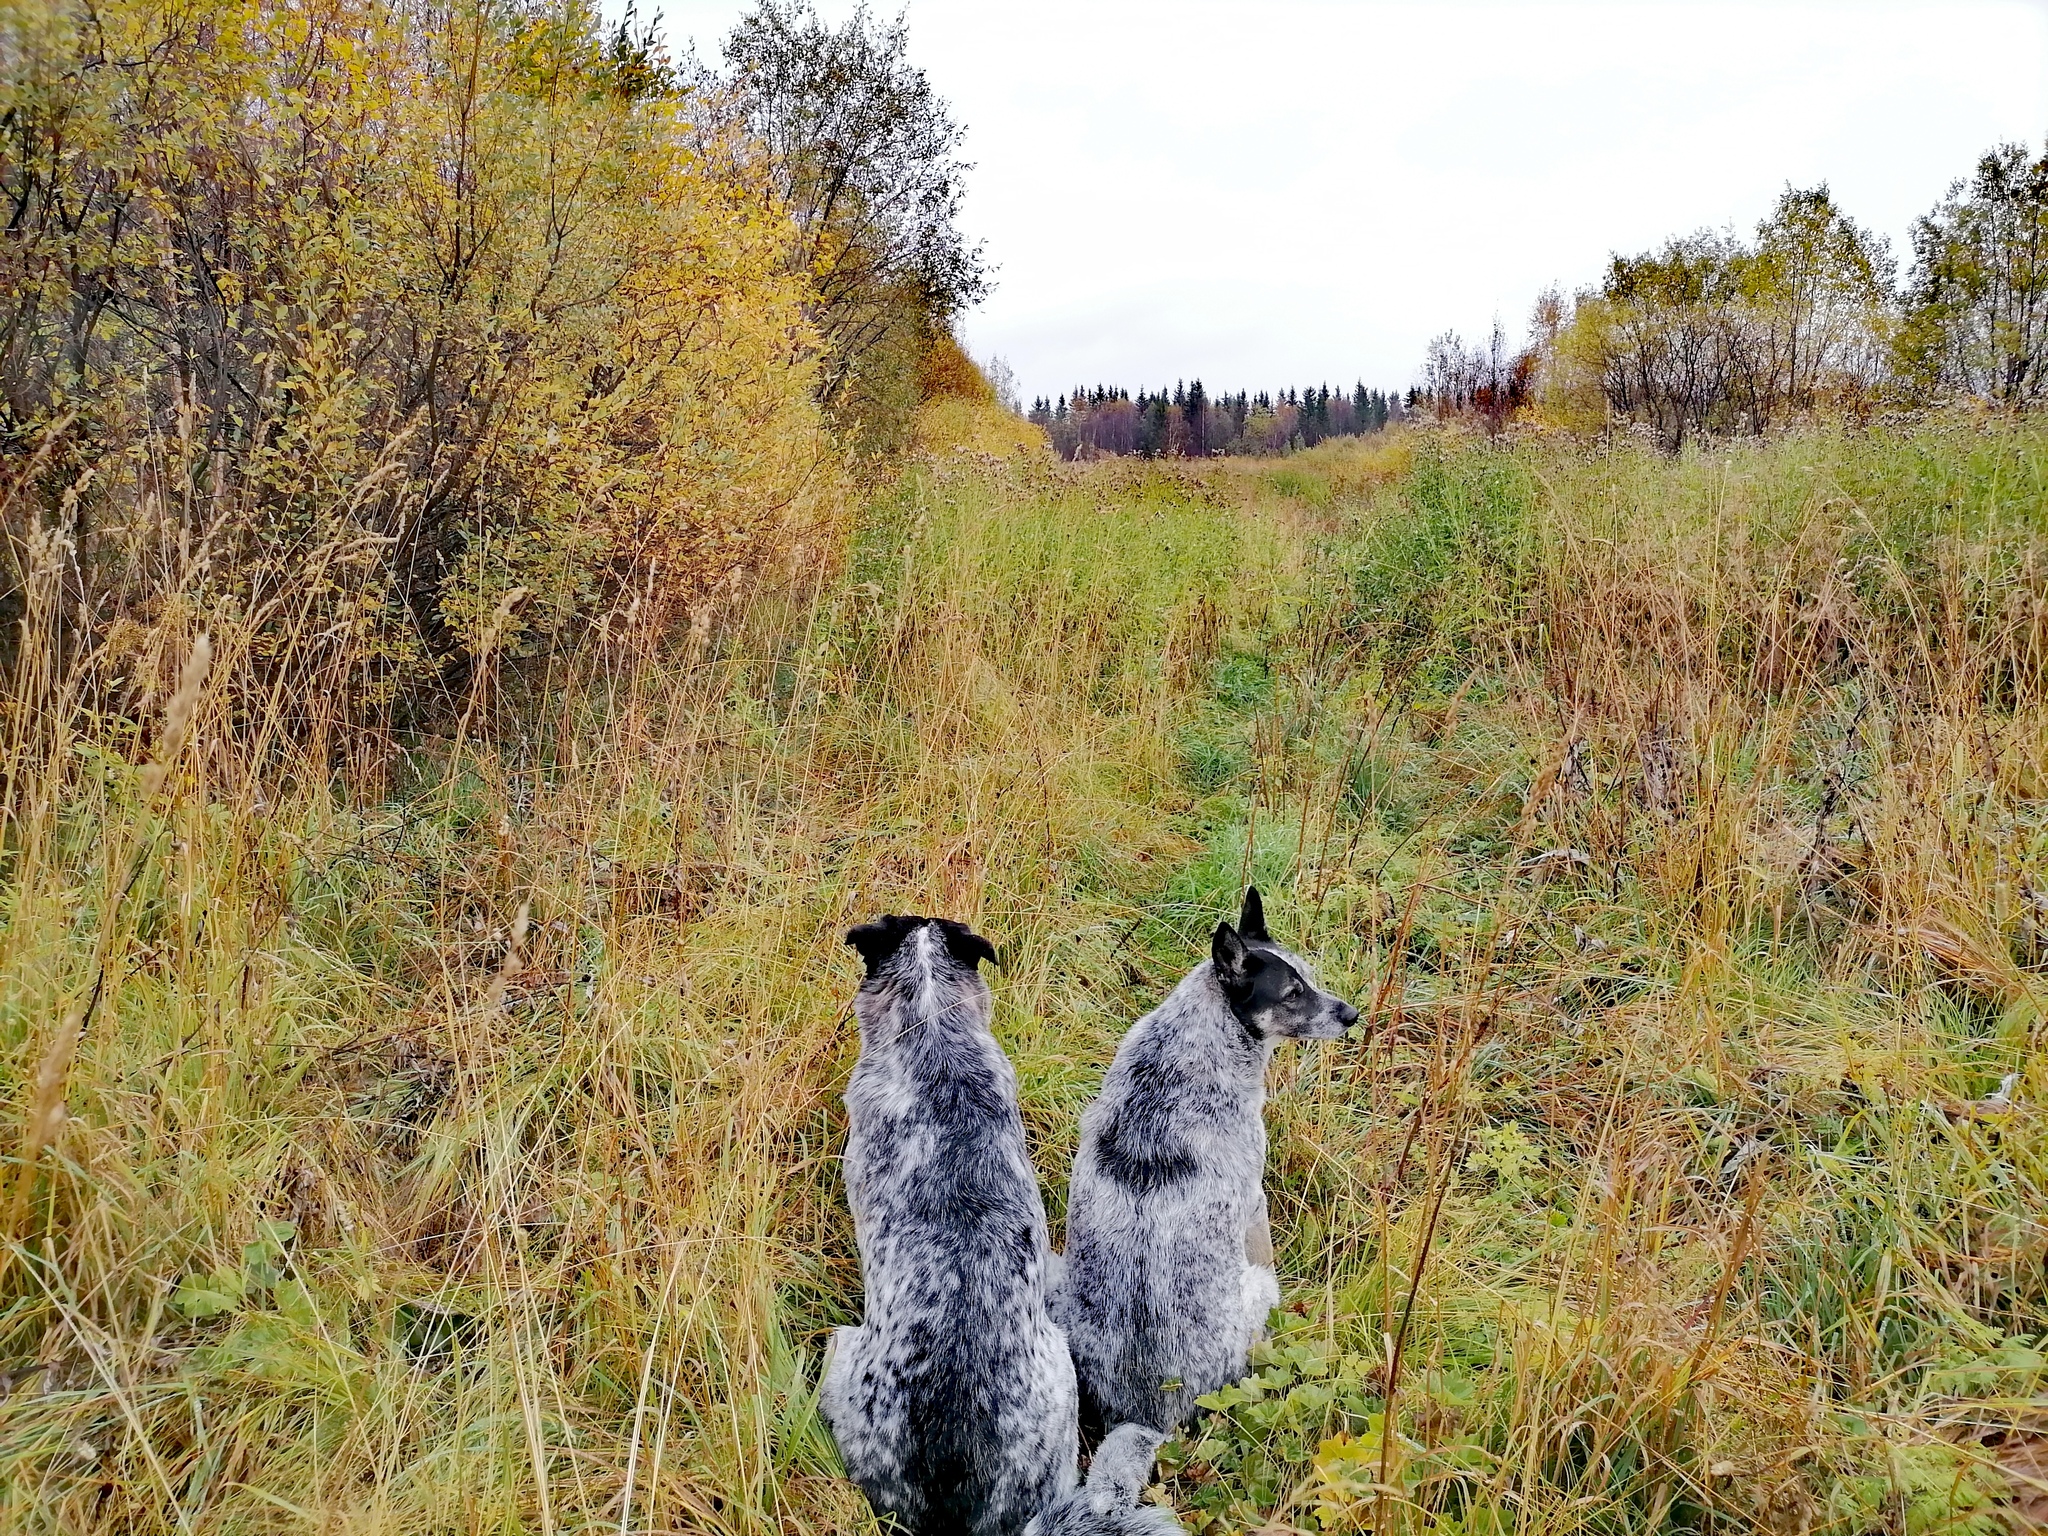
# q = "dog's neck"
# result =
<box><xmin>1138</xmin><ymin>962</ymin><xmax>1275</xmax><ymax>1085</ymax></box>
<box><xmin>854</xmin><ymin>926</ymin><xmax>996</xmax><ymax>1059</ymax></box>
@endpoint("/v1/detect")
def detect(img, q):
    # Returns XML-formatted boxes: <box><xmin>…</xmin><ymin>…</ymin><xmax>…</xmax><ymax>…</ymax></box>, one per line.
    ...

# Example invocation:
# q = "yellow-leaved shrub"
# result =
<box><xmin>1</xmin><ymin>0</ymin><xmax>843</xmax><ymax>729</ymax></box>
<box><xmin>911</xmin><ymin>330</ymin><xmax>1048</xmax><ymax>459</ymax></box>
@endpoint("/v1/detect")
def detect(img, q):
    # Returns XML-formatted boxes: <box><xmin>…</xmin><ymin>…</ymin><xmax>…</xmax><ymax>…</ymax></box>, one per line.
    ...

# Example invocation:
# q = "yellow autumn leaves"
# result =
<box><xmin>2</xmin><ymin>0</ymin><xmax>845</xmax><ymax>717</ymax></box>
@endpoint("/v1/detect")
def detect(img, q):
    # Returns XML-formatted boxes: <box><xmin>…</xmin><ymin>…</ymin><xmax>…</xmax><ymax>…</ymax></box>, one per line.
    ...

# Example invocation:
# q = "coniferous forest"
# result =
<box><xmin>1028</xmin><ymin>383</ymin><xmax>1405</xmax><ymax>460</ymax></box>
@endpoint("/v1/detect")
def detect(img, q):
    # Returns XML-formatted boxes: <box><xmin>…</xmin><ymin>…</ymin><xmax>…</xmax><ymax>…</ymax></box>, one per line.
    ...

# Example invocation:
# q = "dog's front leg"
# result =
<box><xmin>1240</xmin><ymin>1192</ymin><xmax>1280</xmax><ymax>1338</ymax></box>
<box><xmin>1243</xmin><ymin>1191</ymin><xmax>1274</xmax><ymax>1269</ymax></box>
<box><xmin>818</xmin><ymin>1323</ymin><xmax>861</xmax><ymax>1433</ymax></box>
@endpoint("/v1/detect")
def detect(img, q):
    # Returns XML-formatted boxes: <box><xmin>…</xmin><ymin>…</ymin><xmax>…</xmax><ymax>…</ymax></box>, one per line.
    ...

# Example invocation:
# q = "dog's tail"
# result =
<box><xmin>1027</xmin><ymin>1423</ymin><xmax>1184</xmax><ymax>1535</ymax></box>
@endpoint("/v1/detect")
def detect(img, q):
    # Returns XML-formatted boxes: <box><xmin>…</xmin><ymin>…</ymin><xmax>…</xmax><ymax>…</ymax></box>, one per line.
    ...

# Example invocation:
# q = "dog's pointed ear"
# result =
<box><xmin>1213</xmin><ymin>920</ymin><xmax>1260</xmax><ymax>994</ymax></box>
<box><xmin>935</xmin><ymin>918</ymin><xmax>997</xmax><ymax>971</ymax></box>
<box><xmin>846</xmin><ymin>915</ymin><xmax>918</xmax><ymax>978</ymax></box>
<box><xmin>1239</xmin><ymin>886</ymin><xmax>1270</xmax><ymax>942</ymax></box>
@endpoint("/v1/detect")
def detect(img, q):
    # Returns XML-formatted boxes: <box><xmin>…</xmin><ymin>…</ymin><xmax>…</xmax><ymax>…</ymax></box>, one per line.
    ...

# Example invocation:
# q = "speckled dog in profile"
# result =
<box><xmin>819</xmin><ymin>915</ymin><xmax>1180</xmax><ymax>1536</ymax></box>
<box><xmin>1051</xmin><ymin>888</ymin><xmax>1359</xmax><ymax>1432</ymax></box>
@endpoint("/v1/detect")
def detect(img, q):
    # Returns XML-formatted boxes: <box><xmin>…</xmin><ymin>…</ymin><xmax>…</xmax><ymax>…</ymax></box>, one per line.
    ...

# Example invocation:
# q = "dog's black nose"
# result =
<box><xmin>1336</xmin><ymin>1000</ymin><xmax>1360</xmax><ymax>1026</ymax></box>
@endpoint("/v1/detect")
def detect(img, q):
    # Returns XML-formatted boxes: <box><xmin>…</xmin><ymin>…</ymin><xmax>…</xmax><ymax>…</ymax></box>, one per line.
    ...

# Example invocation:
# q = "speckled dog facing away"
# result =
<box><xmin>1052</xmin><ymin>889</ymin><xmax>1359</xmax><ymax>1432</ymax></box>
<box><xmin>820</xmin><ymin>915</ymin><xmax>1071</xmax><ymax>1535</ymax></box>
<box><xmin>820</xmin><ymin>915</ymin><xmax>1179</xmax><ymax>1536</ymax></box>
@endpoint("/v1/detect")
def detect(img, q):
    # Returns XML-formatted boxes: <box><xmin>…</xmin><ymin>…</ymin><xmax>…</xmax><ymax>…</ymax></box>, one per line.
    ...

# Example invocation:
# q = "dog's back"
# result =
<box><xmin>820</xmin><ymin>916</ymin><xmax>1078</xmax><ymax>1536</ymax></box>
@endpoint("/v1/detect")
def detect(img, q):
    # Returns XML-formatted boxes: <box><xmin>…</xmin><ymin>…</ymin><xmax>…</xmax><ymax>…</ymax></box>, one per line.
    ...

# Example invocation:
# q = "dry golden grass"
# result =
<box><xmin>2</xmin><ymin>417</ymin><xmax>2046</xmax><ymax>1535</ymax></box>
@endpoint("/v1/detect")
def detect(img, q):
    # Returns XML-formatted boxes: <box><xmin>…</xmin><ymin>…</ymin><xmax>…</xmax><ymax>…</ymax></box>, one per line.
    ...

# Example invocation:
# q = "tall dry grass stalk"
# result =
<box><xmin>5</xmin><ymin>632</ymin><xmax>212</xmax><ymax>1250</ymax></box>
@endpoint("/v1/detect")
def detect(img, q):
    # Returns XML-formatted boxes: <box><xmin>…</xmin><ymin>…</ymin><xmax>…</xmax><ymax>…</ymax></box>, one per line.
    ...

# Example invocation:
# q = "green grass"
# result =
<box><xmin>2</xmin><ymin>421</ymin><xmax>2046</xmax><ymax>1533</ymax></box>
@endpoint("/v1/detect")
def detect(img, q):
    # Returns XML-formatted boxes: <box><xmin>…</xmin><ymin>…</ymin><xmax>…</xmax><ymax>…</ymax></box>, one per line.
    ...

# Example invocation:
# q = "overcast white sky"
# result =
<box><xmin>622</xmin><ymin>0</ymin><xmax>2048</xmax><ymax>401</ymax></box>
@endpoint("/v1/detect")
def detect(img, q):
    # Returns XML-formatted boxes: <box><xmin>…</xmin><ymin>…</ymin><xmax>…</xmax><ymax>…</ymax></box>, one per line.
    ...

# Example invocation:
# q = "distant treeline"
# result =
<box><xmin>1425</xmin><ymin>141</ymin><xmax>2048</xmax><ymax>449</ymax></box>
<box><xmin>1026</xmin><ymin>383</ymin><xmax>1405</xmax><ymax>460</ymax></box>
<box><xmin>1029</xmin><ymin>138</ymin><xmax>2048</xmax><ymax>460</ymax></box>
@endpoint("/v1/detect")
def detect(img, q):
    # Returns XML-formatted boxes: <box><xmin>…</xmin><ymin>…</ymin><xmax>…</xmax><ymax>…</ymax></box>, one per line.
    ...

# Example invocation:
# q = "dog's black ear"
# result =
<box><xmin>934</xmin><ymin>918</ymin><xmax>998</xmax><ymax>971</ymax></box>
<box><xmin>1212</xmin><ymin>920</ymin><xmax>1262</xmax><ymax>996</ymax></box>
<box><xmin>1239</xmin><ymin>886</ymin><xmax>1270</xmax><ymax>943</ymax></box>
<box><xmin>846</xmin><ymin>915</ymin><xmax>920</xmax><ymax>978</ymax></box>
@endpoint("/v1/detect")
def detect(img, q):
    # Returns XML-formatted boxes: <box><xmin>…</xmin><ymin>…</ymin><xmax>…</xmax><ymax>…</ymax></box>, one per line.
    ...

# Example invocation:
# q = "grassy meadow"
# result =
<box><xmin>3</xmin><ymin>411</ymin><xmax>2048</xmax><ymax>1534</ymax></box>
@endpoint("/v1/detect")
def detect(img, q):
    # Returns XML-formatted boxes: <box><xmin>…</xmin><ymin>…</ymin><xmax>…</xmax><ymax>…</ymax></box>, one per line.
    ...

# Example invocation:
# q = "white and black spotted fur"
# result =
<box><xmin>1051</xmin><ymin>889</ymin><xmax>1359</xmax><ymax>1431</ymax></box>
<box><xmin>820</xmin><ymin>915</ymin><xmax>1181</xmax><ymax>1536</ymax></box>
<box><xmin>1027</xmin><ymin>1425</ymin><xmax>1184</xmax><ymax>1536</ymax></box>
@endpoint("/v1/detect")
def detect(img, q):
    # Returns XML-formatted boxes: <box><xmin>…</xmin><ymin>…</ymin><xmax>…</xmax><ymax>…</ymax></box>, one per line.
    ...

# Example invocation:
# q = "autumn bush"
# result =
<box><xmin>1</xmin><ymin>0</ymin><xmax>845</xmax><ymax>744</ymax></box>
